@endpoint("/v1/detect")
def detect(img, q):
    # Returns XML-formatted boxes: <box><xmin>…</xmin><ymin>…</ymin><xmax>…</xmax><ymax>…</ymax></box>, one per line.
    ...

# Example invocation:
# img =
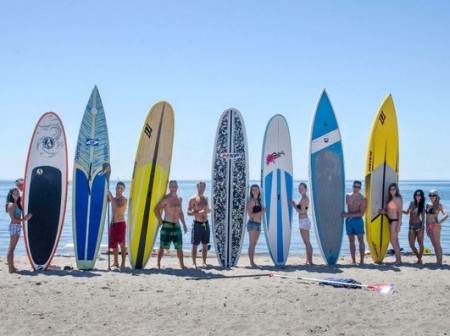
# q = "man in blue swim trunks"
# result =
<box><xmin>341</xmin><ymin>180</ymin><xmax>367</xmax><ymax>265</ymax></box>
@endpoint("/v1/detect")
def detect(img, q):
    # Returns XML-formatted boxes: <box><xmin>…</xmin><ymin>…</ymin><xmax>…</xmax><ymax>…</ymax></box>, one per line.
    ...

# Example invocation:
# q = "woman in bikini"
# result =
<box><xmin>246</xmin><ymin>184</ymin><xmax>266</xmax><ymax>268</ymax></box>
<box><xmin>290</xmin><ymin>182</ymin><xmax>313</xmax><ymax>265</ymax></box>
<box><xmin>5</xmin><ymin>187</ymin><xmax>32</xmax><ymax>273</ymax></box>
<box><xmin>379</xmin><ymin>182</ymin><xmax>403</xmax><ymax>265</ymax></box>
<box><xmin>403</xmin><ymin>189</ymin><xmax>425</xmax><ymax>264</ymax></box>
<box><xmin>425</xmin><ymin>189</ymin><xmax>448</xmax><ymax>265</ymax></box>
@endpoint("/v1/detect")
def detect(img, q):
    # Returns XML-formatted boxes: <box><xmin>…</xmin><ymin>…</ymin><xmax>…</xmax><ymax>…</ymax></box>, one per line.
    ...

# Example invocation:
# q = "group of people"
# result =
<box><xmin>5</xmin><ymin>178</ymin><xmax>448</xmax><ymax>273</ymax></box>
<box><xmin>341</xmin><ymin>181</ymin><xmax>448</xmax><ymax>266</ymax></box>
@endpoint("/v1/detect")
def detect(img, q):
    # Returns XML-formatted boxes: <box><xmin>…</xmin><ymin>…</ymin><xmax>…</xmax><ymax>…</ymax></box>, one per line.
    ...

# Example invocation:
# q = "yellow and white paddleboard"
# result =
<box><xmin>127</xmin><ymin>101</ymin><xmax>174</xmax><ymax>269</ymax></box>
<box><xmin>365</xmin><ymin>94</ymin><xmax>399</xmax><ymax>263</ymax></box>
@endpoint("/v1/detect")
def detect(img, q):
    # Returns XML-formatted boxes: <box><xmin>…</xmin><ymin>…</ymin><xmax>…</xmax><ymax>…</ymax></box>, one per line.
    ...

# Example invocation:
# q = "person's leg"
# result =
<box><xmin>248</xmin><ymin>230</ymin><xmax>260</xmax><ymax>267</ymax></box>
<box><xmin>348</xmin><ymin>234</ymin><xmax>356</xmax><ymax>264</ymax></box>
<box><xmin>157</xmin><ymin>248</ymin><xmax>164</xmax><ymax>269</ymax></box>
<box><xmin>408</xmin><ymin>230</ymin><xmax>419</xmax><ymax>260</ymax></box>
<box><xmin>356</xmin><ymin>234</ymin><xmax>365</xmax><ymax>264</ymax></box>
<box><xmin>201</xmin><ymin>244</ymin><xmax>208</xmax><ymax>266</ymax></box>
<box><xmin>119</xmin><ymin>242</ymin><xmax>127</xmax><ymax>268</ymax></box>
<box><xmin>300</xmin><ymin>229</ymin><xmax>313</xmax><ymax>265</ymax></box>
<box><xmin>389</xmin><ymin>224</ymin><xmax>401</xmax><ymax>264</ymax></box>
<box><xmin>7</xmin><ymin>234</ymin><xmax>20</xmax><ymax>273</ymax></box>
<box><xmin>177</xmin><ymin>248</ymin><xmax>186</xmax><ymax>269</ymax></box>
<box><xmin>417</xmin><ymin>230</ymin><xmax>424</xmax><ymax>264</ymax></box>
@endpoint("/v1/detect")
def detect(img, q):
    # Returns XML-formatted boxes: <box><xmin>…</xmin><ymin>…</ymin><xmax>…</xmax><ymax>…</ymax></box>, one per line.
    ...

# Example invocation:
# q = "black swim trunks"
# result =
<box><xmin>191</xmin><ymin>220</ymin><xmax>210</xmax><ymax>245</ymax></box>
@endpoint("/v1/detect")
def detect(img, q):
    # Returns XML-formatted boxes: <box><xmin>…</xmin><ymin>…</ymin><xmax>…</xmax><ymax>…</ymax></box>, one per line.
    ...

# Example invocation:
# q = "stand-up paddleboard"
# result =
<box><xmin>261</xmin><ymin>114</ymin><xmax>293</xmax><ymax>266</ymax></box>
<box><xmin>309</xmin><ymin>89</ymin><xmax>345</xmax><ymax>265</ymax></box>
<box><xmin>211</xmin><ymin>108</ymin><xmax>249</xmax><ymax>268</ymax></box>
<box><xmin>73</xmin><ymin>86</ymin><xmax>110</xmax><ymax>270</ymax></box>
<box><xmin>128</xmin><ymin>101</ymin><xmax>174</xmax><ymax>269</ymax></box>
<box><xmin>365</xmin><ymin>94</ymin><xmax>399</xmax><ymax>263</ymax></box>
<box><xmin>23</xmin><ymin>112</ymin><xmax>68</xmax><ymax>271</ymax></box>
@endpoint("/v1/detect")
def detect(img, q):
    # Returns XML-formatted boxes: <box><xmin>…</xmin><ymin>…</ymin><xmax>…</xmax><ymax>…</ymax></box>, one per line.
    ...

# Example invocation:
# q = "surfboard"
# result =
<box><xmin>128</xmin><ymin>101</ymin><xmax>175</xmax><ymax>269</ymax></box>
<box><xmin>23</xmin><ymin>112</ymin><xmax>68</xmax><ymax>271</ymax></box>
<box><xmin>211</xmin><ymin>108</ymin><xmax>249</xmax><ymax>268</ymax></box>
<box><xmin>261</xmin><ymin>114</ymin><xmax>293</xmax><ymax>266</ymax></box>
<box><xmin>365</xmin><ymin>94</ymin><xmax>399</xmax><ymax>263</ymax></box>
<box><xmin>72</xmin><ymin>86</ymin><xmax>110</xmax><ymax>270</ymax></box>
<box><xmin>309</xmin><ymin>89</ymin><xmax>345</xmax><ymax>265</ymax></box>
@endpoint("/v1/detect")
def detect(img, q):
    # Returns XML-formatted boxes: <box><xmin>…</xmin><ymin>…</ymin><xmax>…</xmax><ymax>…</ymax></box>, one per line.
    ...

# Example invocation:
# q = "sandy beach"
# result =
<box><xmin>1</xmin><ymin>253</ymin><xmax>449</xmax><ymax>336</ymax></box>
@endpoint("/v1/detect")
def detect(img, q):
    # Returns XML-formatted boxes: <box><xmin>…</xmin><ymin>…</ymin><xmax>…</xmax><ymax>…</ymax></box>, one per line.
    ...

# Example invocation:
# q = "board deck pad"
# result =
<box><xmin>261</xmin><ymin>114</ymin><xmax>293</xmax><ymax>266</ymax></box>
<box><xmin>211</xmin><ymin>108</ymin><xmax>248</xmax><ymax>268</ymax></box>
<box><xmin>309</xmin><ymin>89</ymin><xmax>345</xmax><ymax>265</ymax></box>
<box><xmin>72</xmin><ymin>86</ymin><xmax>110</xmax><ymax>270</ymax></box>
<box><xmin>23</xmin><ymin>112</ymin><xmax>68</xmax><ymax>271</ymax></box>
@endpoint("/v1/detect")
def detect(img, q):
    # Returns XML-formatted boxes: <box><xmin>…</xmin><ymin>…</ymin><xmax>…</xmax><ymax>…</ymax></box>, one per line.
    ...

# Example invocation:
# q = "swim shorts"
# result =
<box><xmin>10</xmin><ymin>223</ymin><xmax>21</xmax><ymax>236</ymax></box>
<box><xmin>345</xmin><ymin>217</ymin><xmax>365</xmax><ymax>236</ymax></box>
<box><xmin>299</xmin><ymin>217</ymin><xmax>311</xmax><ymax>231</ymax></box>
<box><xmin>160</xmin><ymin>221</ymin><xmax>183</xmax><ymax>249</ymax></box>
<box><xmin>409</xmin><ymin>221</ymin><xmax>423</xmax><ymax>232</ymax></box>
<box><xmin>247</xmin><ymin>220</ymin><xmax>261</xmax><ymax>232</ymax></box>
<box><xmin>109</xmin><ymin>221</ymin><xmax>126</xmax><ymax>249</ymax></box>
<box><xmin>191</xmin><ymin>220</ymin><xmax>210</xmax><ymax>245</ymax></box>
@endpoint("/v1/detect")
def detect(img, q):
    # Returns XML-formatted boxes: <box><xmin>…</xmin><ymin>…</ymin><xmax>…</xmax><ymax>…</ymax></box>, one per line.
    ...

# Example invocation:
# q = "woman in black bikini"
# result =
<box><xmin>379</xmin><ymin>182</ymin><xmax>403</xmax><ymax>265</ymax></box>
<box><xmin>403</xmin><ymin>189</ymin><xmax>425</xmax><ymax>264</ymax></box>
<box><xmin>425</xmin><ymin>190</ymin><xmax>448</xmax><ymax>265</ymax></box>
<box><xmin>246</xmin><ymin>184</ymin><xmax>266</xmax><ymax>268</ymax></box>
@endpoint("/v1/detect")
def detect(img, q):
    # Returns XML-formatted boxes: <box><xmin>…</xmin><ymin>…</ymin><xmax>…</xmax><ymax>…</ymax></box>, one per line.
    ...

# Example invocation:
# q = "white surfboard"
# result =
<box><xmin>261</xmin><ymin>114</ymin><xmax>293</xmax><ymax>266</ymax></box>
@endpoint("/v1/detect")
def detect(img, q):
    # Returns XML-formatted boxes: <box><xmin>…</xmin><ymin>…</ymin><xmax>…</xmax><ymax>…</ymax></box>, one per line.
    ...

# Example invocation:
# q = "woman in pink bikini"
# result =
<box><xmin>425</xmin><ymin>189</ymin><xmax>448</xmax><ymax>265</ymax></box>
<box><xmin>379</xmin><ymin>182</ymin><xmax>403</xmax><ymax>265</ymax></box>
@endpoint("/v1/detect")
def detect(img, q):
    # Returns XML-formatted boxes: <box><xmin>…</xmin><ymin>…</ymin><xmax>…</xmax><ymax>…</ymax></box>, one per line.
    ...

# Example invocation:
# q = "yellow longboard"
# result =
<box><xmin>365</xmin><ymin>95</ymin><xmax>399</xmax><ymax>263</ymax></box>
<box><xmin>127</xmin><ymin>102</ymin><xmax>174</xmax><ymax>269</ymax></box>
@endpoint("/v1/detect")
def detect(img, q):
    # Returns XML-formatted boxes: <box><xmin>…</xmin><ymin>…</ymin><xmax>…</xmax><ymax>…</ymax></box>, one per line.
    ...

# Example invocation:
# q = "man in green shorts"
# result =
<box><xmin>154</xmin><ymin>180</ymin><xmax>188</xmax><ymax>269</ymax></box>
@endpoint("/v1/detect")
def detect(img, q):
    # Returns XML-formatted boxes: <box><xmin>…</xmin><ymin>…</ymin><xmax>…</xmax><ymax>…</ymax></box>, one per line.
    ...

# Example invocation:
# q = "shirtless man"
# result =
<box><xmin>341</xmin><ymin>180</ymin><xmax>367</xmax><ymax>264</ymax></box>
<box><xmin>187</xmin><ymin>181</ymin><xmax>211</xmax><ymax>268</ymax></box>
<box><xmin>154</xmin><ymin>180</ymin><xmax>188</xmax><ymax>269</ymax></box>
<box><xmin>108</xmin><ymin>181</ymin><xmax>128</xmax><ymax>268</ymax></box>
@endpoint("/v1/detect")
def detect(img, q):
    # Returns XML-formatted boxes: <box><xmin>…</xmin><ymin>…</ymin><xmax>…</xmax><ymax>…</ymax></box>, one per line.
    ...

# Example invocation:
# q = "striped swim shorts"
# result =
<box><xmin>10</xmin><ymin>224</ymin><xmax>22</xmax><ymax>236</ymax></box>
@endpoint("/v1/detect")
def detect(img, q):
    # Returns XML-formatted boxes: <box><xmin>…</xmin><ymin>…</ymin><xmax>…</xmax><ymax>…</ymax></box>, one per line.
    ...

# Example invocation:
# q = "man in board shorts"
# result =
<box><xmin>341</xmin><ymin>180</ymin><xmax>367</xmax><ymax>265</ymax></box>
<box><xmin>108</xmin><ymin>181</ymin><xmax>128</xmax><ymax>269</ymax></box>
<box><xmin>187</xmin><ymin>181</ymin><xmax>211</xmax><ymax>268</ymax></box>
<box><xmin>154</xmin><ymin>180</ymin><xmax>188</xmax><ymax>269</ymax></box>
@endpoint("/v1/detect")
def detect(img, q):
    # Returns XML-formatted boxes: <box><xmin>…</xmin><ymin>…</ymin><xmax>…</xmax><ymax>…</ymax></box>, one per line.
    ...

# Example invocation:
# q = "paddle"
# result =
<box><xmin>102</xmin><ymin>163</ymin><xmax>111</xmax><ymax>270</ymax></box>
<box><xmin>269</xmin><ymin>272</ymin><xmax>394</xmax><ymax>294</ymax></box>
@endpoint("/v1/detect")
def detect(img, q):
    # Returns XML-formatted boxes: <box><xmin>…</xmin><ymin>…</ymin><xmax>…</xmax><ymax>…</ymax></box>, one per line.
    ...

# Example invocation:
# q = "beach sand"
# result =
<box><xmin>1</xmin><ymin>253</ymin><xmax>449</xmax><ymax>336</ymax></box>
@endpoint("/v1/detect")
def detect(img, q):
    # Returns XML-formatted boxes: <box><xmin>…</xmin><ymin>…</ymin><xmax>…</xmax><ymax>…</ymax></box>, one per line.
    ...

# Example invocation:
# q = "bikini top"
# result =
<box><xmin>297</xmin><ymin>204</ymin><xmax>308</xmax><ymax>211</ymax></box>
<box><xmin>409</xmin><ymin>202</ymin><xmax>419</xmax><ymax>215</ymax></box>
<box><xmin>426</xmin><ymin>205</ymin><xmax>438</xmax><ymax>215</ymax></box>
<box><xmin>14</xmin><ymin>207</ymin><xmax>22</xmax><ymax>219</ymax></box>
<box><xmin>253</xmin><ymin>205</ymin><xmax>262</xmax><ymax>213</ymax></box>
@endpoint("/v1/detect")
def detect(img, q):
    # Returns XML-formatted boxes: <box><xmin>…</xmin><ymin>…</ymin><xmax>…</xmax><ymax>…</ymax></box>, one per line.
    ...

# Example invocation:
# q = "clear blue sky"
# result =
<box><xmin>1</xmin><ymin>1</ymin><xmax>449</xmax><ymax>182</ymax></box>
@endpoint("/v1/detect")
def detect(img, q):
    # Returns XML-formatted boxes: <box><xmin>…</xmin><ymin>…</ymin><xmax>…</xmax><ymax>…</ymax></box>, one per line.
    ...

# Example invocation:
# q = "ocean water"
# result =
<box><xmin>1</xmin><ymin>180</ymin><xmax>449</xmax><ymax>261</ymax></box>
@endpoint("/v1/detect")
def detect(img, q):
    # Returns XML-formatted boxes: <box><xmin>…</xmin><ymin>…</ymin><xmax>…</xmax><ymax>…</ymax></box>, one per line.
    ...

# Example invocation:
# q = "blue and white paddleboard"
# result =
<box><xmin>72</xmin><ymin>86</ymin><xmax>110</xmax><ymax>270</ymax></box>
<box><xmin>309</xmin><ymin>89</ymin><xmax>345</xmax><ymax>265</ymax></box>
<box><xmin>261</xmin><ymin>114</ymin><xmax>293</xmax><ymax>266</ymax></box>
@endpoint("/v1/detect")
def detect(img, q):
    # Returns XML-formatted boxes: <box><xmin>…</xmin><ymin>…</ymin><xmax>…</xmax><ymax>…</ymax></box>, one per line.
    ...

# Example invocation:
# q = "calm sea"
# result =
<box><xmin>1</xmin><ymin>180</ymin><xmax>449</xmax><ymax>260</ymax></box>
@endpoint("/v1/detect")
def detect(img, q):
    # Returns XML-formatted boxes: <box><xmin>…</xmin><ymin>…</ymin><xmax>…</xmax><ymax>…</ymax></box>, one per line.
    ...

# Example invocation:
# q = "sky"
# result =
<box><xmin>1</xmin><ymin>1</ymin><xmax>449</xmax><ymax>182</ymax></box>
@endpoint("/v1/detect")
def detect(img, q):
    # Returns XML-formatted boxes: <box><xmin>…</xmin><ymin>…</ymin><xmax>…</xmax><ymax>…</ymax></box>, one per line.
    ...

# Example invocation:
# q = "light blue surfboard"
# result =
<box><xmin>309</xmin><ymin>89</ymin><xmax>345</xmax><ymax>265</ymax></box>
<box><xmin>72</xmin><ymin>86</ymin><xmax>110</xmax><ymax>270</ymax></box>
<box><xmin>261</xmin><ymin>114</ymin><xmax>293</xmax><ymax>266</ymax></box>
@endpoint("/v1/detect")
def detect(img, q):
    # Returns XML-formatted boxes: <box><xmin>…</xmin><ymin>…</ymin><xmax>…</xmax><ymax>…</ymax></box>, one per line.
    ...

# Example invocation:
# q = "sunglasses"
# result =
<box><xmin>414</xmin><ymin>194</ymin><xmax>422</xmax><ymax>197</ymax></box>
<box><xmin>429</xmin><ymin>194</ymin><xmax>437</xmax><ymax>197</ymax></box>
<box><xmin>353</xmin><ymin>185</ymin><xmax>361</xmax><ymax>189</ymax></box>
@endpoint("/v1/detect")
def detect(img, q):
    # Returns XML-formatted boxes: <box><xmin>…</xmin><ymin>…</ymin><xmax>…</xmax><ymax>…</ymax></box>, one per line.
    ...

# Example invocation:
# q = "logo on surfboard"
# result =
<box><xmin>266</xmin><ymin>151</ymin><xmax>285</xmax><ymax>165</ymax></box>
<box><xmin>221</xmin><ymin>153</ymin><xmax>241</xmax><ymax>159</ymax></box>
<box><xmin>85</xmin><ymin>138</ymin><xmax>99</xmax><ymax>146</ymax></box>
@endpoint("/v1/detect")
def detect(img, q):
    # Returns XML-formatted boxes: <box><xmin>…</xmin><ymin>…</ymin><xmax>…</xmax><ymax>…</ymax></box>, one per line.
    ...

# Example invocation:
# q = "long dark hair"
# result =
<box><xmin>387</xmin><ymin>182</ymin><xmax>401</xmax><ymax>203</ymax></box>
<box><xmin>5</xmin><ymin>188</ymin><xmax>22</xmax><ymax>212</ymax></box>
<box><xmin>413</xmin><ymin>189</ymin><xmax>425</xmax><ymax>214</ymax></box>
<box><xmin>249</xmin><ymin>184</ymin><xmax>261</xmax><ymax>204</ymax></box>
